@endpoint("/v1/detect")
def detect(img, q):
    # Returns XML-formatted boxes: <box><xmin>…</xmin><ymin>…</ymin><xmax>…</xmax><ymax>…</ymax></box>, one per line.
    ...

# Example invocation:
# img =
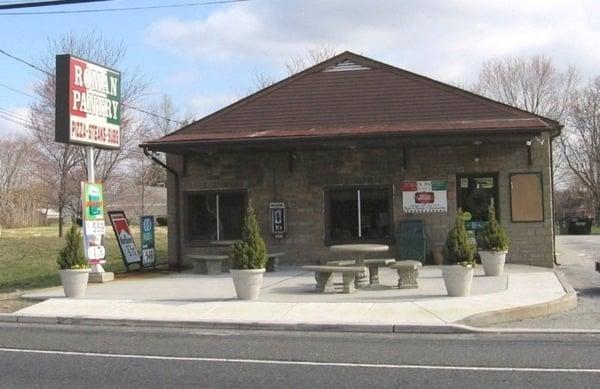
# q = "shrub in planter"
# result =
<box><xmin>57</xmin><ymin>222</ymin><xmax>90</xmax><ymax>298</ymax></box>
<box><xmin>442</xmin><ymin>211</ymin><xmax>476</xmax><ymax>296</ymax></box>
<box><xmin>443</xmin><ymin>211</ymin><xmax>476</xmax><ymax>267</ymax></box>
<box><xmin>479</xmin><ymin>205</ymin><xmax>509</xmax><ymax>276</ymax></box>
<box><xmin>230</xmin><ymin>201</ymin><xmax>267</xmax><ymax>300</ymax></box>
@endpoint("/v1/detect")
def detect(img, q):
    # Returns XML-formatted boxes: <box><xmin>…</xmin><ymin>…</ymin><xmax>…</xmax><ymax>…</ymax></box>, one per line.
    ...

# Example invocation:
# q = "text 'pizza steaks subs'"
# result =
<box><xmin>55</xmin><ymin>55</ymin><xmax>121</xmax><ymax>149</ymax></box>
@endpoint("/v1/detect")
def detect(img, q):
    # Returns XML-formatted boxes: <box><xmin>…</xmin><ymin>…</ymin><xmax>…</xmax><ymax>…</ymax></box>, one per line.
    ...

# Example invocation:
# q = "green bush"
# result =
<box><xmin>156</xmin><ymin>216</ymin><xmax>168</xmax><ymax>226</ymax></box>
<box><xmin>443</xmin><ymin>211</ymin><xmax>476</xmax><ymax>267</ymax></box>
<box><xmin>230</xmin><ymin>200</ymin><xmax>267</xmax><ymax>270</ymax></box>
<box><xmin>480</xmin><ymin>205</ymin><xmax>509</xmax><ymax>252</ymax></box>
<box><xmin>56</xmin><ymin>223</ymin><xmax>88</xmax><ymax>270</ymax></box>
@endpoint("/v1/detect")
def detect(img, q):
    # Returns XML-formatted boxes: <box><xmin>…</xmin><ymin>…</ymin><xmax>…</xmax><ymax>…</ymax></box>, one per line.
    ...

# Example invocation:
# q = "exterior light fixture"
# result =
<box><xmin>472</xmin><ymin>141</ymin><xmax>482</xmax><ymax>163</ymax></box>
<box><xmin>525</xmin><ymin>140</ymin><xmax>533</xmax><ymax>165</ymax></box>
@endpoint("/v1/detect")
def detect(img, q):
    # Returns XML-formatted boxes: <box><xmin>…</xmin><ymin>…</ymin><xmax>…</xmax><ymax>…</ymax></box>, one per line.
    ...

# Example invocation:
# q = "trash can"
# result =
<box><xmin>558</xmin><ymin>218</ymin><xmax>569</xmax><ymax>235</ymax></box>
<box><xmin>395</xmin><ymin>220</ymin><xmax>427</xmax><ymax>262</ymax></box>
<box><xmin>567</xmin><ymin>217</ymin><xmax>593</xmax><ymax>235</ymax></box>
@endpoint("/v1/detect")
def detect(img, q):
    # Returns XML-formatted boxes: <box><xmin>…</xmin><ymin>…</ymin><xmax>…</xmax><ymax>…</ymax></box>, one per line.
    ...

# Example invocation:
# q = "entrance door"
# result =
<box><xmin>456</xmin><ymin>174</ymin><xmax>499</xmax><ymax>230</ymax></box>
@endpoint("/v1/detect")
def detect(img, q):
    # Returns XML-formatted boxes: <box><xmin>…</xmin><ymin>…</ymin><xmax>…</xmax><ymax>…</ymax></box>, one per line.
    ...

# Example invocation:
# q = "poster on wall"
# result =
<box><xmin>401</xmin><ymin>180</ymin><xmax>448</xmax><ymax>213</ymax></box>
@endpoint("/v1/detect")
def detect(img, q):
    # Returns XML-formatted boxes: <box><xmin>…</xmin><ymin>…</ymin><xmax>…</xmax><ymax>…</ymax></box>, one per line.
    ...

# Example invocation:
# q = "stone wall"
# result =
<box><xmin>166</xmin><ymin>133</ymin><xmax>554</xmax><ymax>268</ymax></box>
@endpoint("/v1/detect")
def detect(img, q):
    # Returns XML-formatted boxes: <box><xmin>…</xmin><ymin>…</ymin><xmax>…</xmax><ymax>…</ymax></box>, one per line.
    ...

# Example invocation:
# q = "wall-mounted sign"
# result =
<box><xmin>81</xmin><ymin>182</ymin><xmax>105</xmax><ymax>264</ymax></box>
<box><xmin>140</xmin><ymin>215</ymin><xmax>156</xmax><ymax>268</ymax></box>
<box><xmin>108</xmin><ymin>211</ymin><xmax>140</xmax><ymax>269</ymax></box>
<box><xmin>55</xmin><ymin>54</ymin><xmax>121</xmax><ymax>149</ymax></box>
<box><xmin>269</xmin><ymin>202</ymin><xmax>286</xmax><ymax>238</ymax></box>
<box><xmin>401</xmin><ymin>180</ymin><xmax>448</xmax><ymax>213</ymax></box>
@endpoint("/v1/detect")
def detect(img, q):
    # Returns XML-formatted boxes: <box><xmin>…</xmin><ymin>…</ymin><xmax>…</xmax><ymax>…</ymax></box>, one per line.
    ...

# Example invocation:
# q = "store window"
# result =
<box><xmin>325</xmin><ymin>186</ymin><xmax>392</xmax><ymax>243</ymax></box>
<box><xmin>456</xmin><ymin>174</ymin><xmax>499</xmax><ymax>230</ymax></box>
<box><xmin>186</xmin><ymin>191</ymin><xmax>246</xmax><ymax>242</ymax></box>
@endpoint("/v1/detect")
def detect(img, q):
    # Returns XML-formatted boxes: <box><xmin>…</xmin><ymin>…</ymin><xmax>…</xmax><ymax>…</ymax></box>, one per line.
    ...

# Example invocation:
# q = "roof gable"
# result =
<box><xmin>146</xmin><ymin>51</ymin><xmax>558</xmax><ymax>148</ymax></box>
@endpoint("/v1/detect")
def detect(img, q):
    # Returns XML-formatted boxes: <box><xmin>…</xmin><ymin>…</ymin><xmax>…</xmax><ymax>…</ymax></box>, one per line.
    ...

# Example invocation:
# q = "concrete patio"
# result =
<box><xmin>4</xmin><ymin>264</ymin><xmax>575</xmax><ymax>332</ymax></box>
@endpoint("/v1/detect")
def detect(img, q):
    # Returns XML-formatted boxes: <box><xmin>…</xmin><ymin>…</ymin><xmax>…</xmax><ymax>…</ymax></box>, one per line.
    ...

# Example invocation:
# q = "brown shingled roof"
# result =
<box><xmin>142</xmin><ymin>51</ymin><xmax>559</xmax><ymax>151</ymax></box>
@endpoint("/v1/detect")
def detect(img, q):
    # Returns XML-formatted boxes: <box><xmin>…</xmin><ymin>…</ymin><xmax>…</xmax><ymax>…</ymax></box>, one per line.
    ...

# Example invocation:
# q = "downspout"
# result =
<box><xmin>550</xmin><ymin>126</ymin><xmax>563</xmax><ymax>266</ymax></box>
<box><xmin>143</xmin><ymin>147</ymin><xmax>182</xmax><ymax>272</ymax></box>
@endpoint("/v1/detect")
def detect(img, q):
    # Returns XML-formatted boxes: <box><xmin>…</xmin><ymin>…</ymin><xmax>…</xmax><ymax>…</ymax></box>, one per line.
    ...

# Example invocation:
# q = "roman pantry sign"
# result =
<box><xmin>55</xmin><ymin>54</ymin><xmax>121</xmax><ymax>149</ymax></box>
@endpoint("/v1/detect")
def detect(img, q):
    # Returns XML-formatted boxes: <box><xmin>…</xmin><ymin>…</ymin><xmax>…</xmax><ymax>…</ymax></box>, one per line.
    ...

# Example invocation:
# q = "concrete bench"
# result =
<box><xmin>188</xmin><ymin>254</ymin><xmax>229</xmax><ymax>275</ymax></box>
<box><xmin>390</xmin><ymin>260</ymin><xmax>422</xmax><ymax>289</ymax></box>
<box><xmin>327</xmin><ymin>258</ymin><xmax>396</xmax><ymax>285</ymax></box>
<box><xmin>302</xmin><ymin>265</ymin><xmax>367</xmax><ymax>294</ymax></box>
<box><xmin>266</xmin><ymin>252</ymin><xmax>285</xmax><ymax>272</ymax></box>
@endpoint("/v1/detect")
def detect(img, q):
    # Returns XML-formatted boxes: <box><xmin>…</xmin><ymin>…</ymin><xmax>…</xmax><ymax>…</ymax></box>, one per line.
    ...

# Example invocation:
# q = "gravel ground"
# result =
<box><xmin>0</xmin><ymin>292</ymin><xmax>34</xmax><ymax>313</ymax></box>
<box><xmin>493</xmin><ymin>234</ymin><xmax>600</xmax><ymax>329</ymax></box>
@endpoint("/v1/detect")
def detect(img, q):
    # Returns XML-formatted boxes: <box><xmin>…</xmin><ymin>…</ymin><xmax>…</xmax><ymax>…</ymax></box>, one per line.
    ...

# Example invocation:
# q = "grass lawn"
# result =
<box><xmin>0</xmin><ymin>224</ymin><xmax>168</xmax><ymax>292</ymax></box>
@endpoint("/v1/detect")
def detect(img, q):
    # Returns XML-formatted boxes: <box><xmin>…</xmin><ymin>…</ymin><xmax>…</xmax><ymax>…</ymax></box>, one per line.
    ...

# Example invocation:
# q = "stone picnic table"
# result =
<box><xmin>329</xmin><ymin>244</ymin><xmax>390</xmax><ymax>288</ymax></box>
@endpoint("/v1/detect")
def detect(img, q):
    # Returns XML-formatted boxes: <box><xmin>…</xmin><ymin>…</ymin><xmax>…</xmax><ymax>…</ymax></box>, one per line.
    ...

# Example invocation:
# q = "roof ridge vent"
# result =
<box><xmin>323</xmin><ymin>59</ymin><xmax>371</xmax><ymax>72</ymax></box>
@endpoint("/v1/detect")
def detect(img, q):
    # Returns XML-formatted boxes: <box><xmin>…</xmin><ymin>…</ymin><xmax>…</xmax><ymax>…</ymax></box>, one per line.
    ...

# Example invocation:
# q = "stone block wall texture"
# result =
<box><xmin>166</xmin><ymin>133</ymin><xmax>554</xmax><ymax>268</ymax></box>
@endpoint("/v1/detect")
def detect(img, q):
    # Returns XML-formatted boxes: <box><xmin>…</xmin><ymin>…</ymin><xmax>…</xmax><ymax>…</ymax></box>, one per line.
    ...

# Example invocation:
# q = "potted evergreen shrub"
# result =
<box><xmin>441</xmin><ymin>211</ymin><xmax>476</xmax><ymax>296</ymax></box>
<box><xmin>230</xmin><ymin>201</ymin><xmax>268</xmax><ymax>300</ymax></box>
<box><xmin>57</xmin><ymin>222</ymin><xmax>90</xmax><ymax>298</ymax></box>
<box><xmin>479</xmin><ymin>205</ymin><xmax>509</xmax><ymax>276</ymax></box>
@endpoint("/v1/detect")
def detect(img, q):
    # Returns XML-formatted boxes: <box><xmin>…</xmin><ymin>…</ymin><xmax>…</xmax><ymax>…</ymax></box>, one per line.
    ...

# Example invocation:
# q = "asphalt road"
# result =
<box><xmin>496</xmin><ymin>235</ymin><xmax>600</xmax><ymax>329</ymax></box>
<box><xmin>1</xmin><ymin>322</ymin><xmax>599</xmax><ymax>388</ymax></box>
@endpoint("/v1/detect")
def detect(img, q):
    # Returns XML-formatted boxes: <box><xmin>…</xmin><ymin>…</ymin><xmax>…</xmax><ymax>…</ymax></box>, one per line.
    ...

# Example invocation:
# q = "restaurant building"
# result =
<box><xmin>141</xmin><ymin>52</ymin><xmax>560</xmax><ymax>269</ymax></box>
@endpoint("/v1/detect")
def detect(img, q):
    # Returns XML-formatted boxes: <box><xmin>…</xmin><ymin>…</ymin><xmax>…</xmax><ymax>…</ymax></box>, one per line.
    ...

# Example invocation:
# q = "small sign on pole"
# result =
<box><xmin>81</xmin><ymin>182</ymin><xmax>106</xmax><ymax>265</ymax></box>
<box><xmin>140</xmin><ymin>215</ymin><xmax>156</xmax><ymax>268</ymax></box>
<box><xmin>108</xmin><ymin>211</ymin><xmax>141</xmax><ymax>270</ymax></box>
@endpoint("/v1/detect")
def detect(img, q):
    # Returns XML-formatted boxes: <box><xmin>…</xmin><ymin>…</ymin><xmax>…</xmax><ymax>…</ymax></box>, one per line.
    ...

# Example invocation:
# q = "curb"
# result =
<box><xmin>0</xmin><ymin>312</ymin><xmax>477</xmax><ymax>333</ymax></box>
<box><xmin>1</xmin><ymin>271</ymin><xmax>583</xmax><ymax>334</ymax></box>
<box><xmin>4</xmin><ymin>314</ymin><xmax>599</xmax><ymax>334</ymax></box>
<box><xmin>457</xmin><ymin>270</ymin><xmax>578</xmax><ymax>327</ymax></box>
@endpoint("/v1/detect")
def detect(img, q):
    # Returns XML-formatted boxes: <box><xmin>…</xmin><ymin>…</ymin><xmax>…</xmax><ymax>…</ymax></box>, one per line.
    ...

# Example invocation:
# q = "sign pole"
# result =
<box><xmin>55</xmin><ymin>54</ymin><xmax>121</xmax><ymax>283</ymax></box>
<box><xmin>86</xmin><ymin>146</ymin><xmax>95</xmax><ymax>182</ymax></box>
<box><xmin>86</xmin><ymin>146</ymin><xmax>104</xmax><ymax>275</ymax></box>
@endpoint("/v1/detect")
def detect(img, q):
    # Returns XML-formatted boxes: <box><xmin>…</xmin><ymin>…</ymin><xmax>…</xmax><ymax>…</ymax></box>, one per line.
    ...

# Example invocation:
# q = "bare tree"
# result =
<box><xmin>245</xmin><ymin>45</ymin><xmax>340</xmax><ymax>96</ymax></box>
<box><xmin>560</xmin><ymin>77</ymin><xmax>600</xmax><ymax>225</ymax></box>
<box><xmin>0</xmin><ymin>135</ymin><xmax>43</xmax><ymax>227</ymax></box>
<box><xmin>284</xmin><ymin>44</ymin><xmax>340</xmax><ymax>76</ymax></box>
<box><xmin>29</xmin><ymin>31</ymin><xmax>147</xmax><ymax>236</ymax></box>
<box><xmin>473</xmin><ymin>55</ymin><xmax>578</xmax><ymax>121</ymax></box>
<box><xmin>472</xmin><ymin>55</ymin><xmax>579</xmax><ymax>189</ymax></box>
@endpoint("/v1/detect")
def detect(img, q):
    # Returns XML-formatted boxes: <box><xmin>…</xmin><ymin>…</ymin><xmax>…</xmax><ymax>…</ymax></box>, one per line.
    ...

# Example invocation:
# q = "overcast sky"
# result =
<box><xmin>1</xmin><ymin>0</ymin><xmax>599</xmax><ymax>136</ymax></box>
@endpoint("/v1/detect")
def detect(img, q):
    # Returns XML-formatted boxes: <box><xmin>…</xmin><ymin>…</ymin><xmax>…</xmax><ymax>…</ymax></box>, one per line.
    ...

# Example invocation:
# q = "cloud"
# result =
<box><xmin>146</xmin><ymin>0</ymin><xmax>600</xmax><ymax>84</ymax></box>
<box><xmin>186</xmin><ymin>93</ymin><xmax>237</xmax><ymax>119</ymax></box>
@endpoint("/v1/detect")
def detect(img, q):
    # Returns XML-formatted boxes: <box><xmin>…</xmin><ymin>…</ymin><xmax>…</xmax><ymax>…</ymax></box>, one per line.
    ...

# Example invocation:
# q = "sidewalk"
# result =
<box><xmin>1</xmin><ymin>265</ymin><xmax>576</xmax><ymax>333</ymax></box>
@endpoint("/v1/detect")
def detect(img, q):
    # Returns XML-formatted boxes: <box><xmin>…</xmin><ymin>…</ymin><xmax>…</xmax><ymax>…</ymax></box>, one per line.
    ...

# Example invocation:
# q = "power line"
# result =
<box><xmin>0</xmin><ymin>48</ymin><xmax>53</xmax><ymax>76</ymax></box>
<box><xmin>0</xmin><ymin>81</ymin><xmax>36</xmax><ymax>98</ymax></box>
<box><xmin>0</xmin><ymin>0</ymin><xmax>249</xmax><ymax>15</ymax></box>
<box><xmin>0</xmin><ymin>107</ymin><xmax>29</xmax><ymax>122</ymax></box>
<box><xmin>0</xmin><ymin>47</ymin><xmax>185</xmax><ymax>125</ymax></box>
<box><xmin>0</xmin><ymin>0</ymin><xmax>113</xmax><ymax>10</ymax></box>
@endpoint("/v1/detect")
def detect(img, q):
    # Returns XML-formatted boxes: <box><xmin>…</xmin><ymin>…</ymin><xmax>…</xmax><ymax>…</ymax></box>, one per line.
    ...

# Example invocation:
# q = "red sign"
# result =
<box><xmin>108</xmin><ymin>211</ymin><xmax>140</xmax><ymax>268</ymax></box>
<box><xmin>55</xmin><ymin>54</ymin><xmax>121</xmax><ymax>149</ymax></box>
<box><xmin>415</xmin><ymin>192</ymin><xmax>435</xmax><ymax>204</ymax></box>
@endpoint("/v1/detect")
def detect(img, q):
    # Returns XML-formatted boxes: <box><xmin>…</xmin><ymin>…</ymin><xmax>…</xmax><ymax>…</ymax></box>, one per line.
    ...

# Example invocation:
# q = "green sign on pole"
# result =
<box><xmin>140</xmin><ymin>215</ymin><xmax>156</xmax><ymax>268</ymax></box>
<box><xmin>82</xmin><ymin>182</ymin><xmax>104</xmax><ymax>221</ymax></box>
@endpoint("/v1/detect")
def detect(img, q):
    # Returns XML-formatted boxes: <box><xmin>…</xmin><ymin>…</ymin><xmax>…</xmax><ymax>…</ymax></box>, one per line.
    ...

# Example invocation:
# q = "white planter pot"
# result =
<box><xmin>441</xmin><ymin>265</ymin><xmax>474</xmax><ymax>297</ymax></box>
<box><xmin>59</xmin><ymin>268</ymin><xmax>91</xmax><ymax>298</ymax></box>
<box><xmin>231</xmin><ymin>268</ymin><xmax>265</xmax><ymax>300</ymax></box>
<box><xmin>479</xmin><ymin>250</ymin><xmax>507</xmax><ymax>276</ymax></box>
